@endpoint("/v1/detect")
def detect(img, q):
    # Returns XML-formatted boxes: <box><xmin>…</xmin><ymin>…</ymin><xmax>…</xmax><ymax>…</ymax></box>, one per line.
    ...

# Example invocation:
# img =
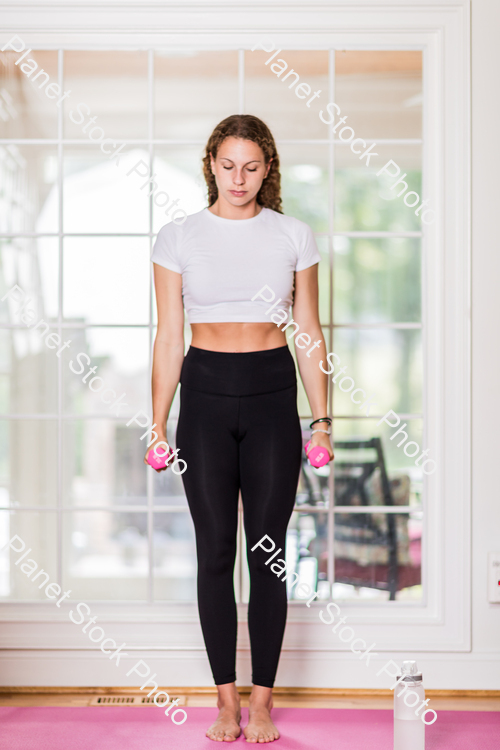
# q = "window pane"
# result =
<box><xmin>0</xmin><ymin>419</ymin><xmax>58</xmax><ymax>507</ymax></box>
<box><xmin>332</xmin><ymin>418</ymin><xmax>427</xmax><ymax>484</ymax></box>
<box><xmin>0</xmin><ymin>237</ymin><xmax>59</xmax><ymax>323</ymax></box>
<box><xmin>0</xmin><ymin>510</ymin><xmax>58</xmax><ymax>599</ymax></box>
<box><xmin>0</xmin><ymin>328</ymin><xmax>59</xmax><ymax>414</ymax></box>
<box><xmin>153</xmin><ymin>512</ymin><xmax>196</xmax><ymax>601</ymax></box>
<box><xmin>152</xmin><ymin>147</ymin><xmax>208</xmax><ymax>233</ymax></box>
<box><xmin>63</xmin><ymin>511</ymin><xmax>148</xmax><ymax>600</ymax></box>
<box><xmin>316</xmin><ymin>236</ymin><xmax>330</xmax><ymax>325</ymax></box>
<box><xmin>333</xmin><ymin>437</ymin><xmax>422</xmax><ymax>507</ymax></box>
<box><xmin>280</xmin><ymin>145</ymin><xmax>329</xmax><ymax>232</ymax></box>
<box><xmin>154</xmin><ymin>51</ymin><xmax>239</xmax><ymax>139</ymax></box>
<box><xmin>334</xmin><ymin>237</ymin><xmax>421</xmax><ymax>323</ymax></box>
<box><xmin>63</xmin><ymin>51</ymin><xmax>149</xmax><ymax>140</ymax></box>
<box><xmin>335</xmin><ymin>144</ymin><xmax>422</xmax><ymax>232</ymax></box>
<box><xmin>335</xmin><ymin>51</ymin><xmax>422</xmax><ymax>140</ymax></box>
<box><xmin>333</xmin><ymin>511</ymin><xmax>422</xmax><ymax>602</ymax></box>
<box><xmin>63</xmin><ymin>147</ymin><xmax>149</xmax><ymax>233</ymax></box>
<box><xmin>153</xmin><ymin>468</ymin><xmax>188</xmax><ymax>508</ymax></box>
<box><xmin>286</xmin><ymin>511</ymin><xmax>330</xmax><ymax>601</ymax></box>
<box><xmin>332</xmin><ymin>328</ymin><xmax>422</xmax><ymax>416</ymax></box>
<box><xmin>63</xmin><ymin>238</ymin><xmax>150</xmax><ymax>324</ymax></box>
<box><xmin>62</xmin><ymin>420</ymin><xmax>148</xmax><ymax>507</ymax></box>
<box><xmin>0</xmin><ymin>145</ymin><xmax>59</xmax><ymax>233</ymax></box>
<box><xmin>0</xmin><ymin>51</ymin><xmax>59</xmax><ymax>139</ymax></box>
<box><xmin>245</xmin><ymin>50</ymin><xmax>329</xmax><ymax>140</ymax></box>
<box><xmin>61</xmin><ymin>327</ymin><xmax>149</xmax><ymax>417</ymax></box>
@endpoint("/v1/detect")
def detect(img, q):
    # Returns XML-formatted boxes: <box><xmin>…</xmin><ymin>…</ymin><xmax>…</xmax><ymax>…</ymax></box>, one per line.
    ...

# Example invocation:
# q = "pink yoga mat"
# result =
<box><xmin>0</xmin><ymin>707</ymin><xmax>498</xmax><ymax>749</ymax></box>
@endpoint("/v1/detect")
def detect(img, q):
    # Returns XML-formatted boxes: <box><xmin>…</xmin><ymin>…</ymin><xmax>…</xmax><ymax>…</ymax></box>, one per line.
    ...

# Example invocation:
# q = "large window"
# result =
<box><xmin>248</xmin><ymin>49</ymin><xmax>423</xmax><ymax>605</ymax></box>
<box><xmin>1</xmin><ymin>47</ymin><xmax>422</xmax><ymax>606</ymax></box>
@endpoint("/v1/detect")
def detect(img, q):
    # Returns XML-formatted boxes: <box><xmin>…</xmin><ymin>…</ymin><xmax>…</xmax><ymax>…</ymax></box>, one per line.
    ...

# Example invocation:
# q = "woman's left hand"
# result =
<box><xmin>309</xmin><ymin>430</ymin><xmax>334</xmax><ymax>461</ymax></box>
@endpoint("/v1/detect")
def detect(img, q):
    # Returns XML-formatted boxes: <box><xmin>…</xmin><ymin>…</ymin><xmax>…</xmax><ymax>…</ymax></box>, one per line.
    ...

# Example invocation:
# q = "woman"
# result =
<box><xmin>146</xmin><ymin>114</ymin><xmax>333</xmax><ymax>744</ymax></box>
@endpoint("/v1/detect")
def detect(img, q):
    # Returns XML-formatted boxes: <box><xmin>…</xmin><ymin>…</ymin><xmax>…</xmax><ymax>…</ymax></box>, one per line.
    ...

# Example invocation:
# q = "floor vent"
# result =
<box><xmin>89</xmin><ymin>695</ymin><xmax>186</xmax><ymax>706</ymax></box>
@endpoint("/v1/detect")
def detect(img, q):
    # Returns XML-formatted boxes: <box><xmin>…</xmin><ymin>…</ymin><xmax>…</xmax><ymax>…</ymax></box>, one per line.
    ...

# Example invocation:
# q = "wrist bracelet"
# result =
<box><xmin>309</xmin><ymin>417</ymin><xmax>332</xmax><ymax>428</ymax></box>
<box><xmin>311</xmin><ymin>428</ymin><xmax>331</xmax><ymax>436</ymax></box>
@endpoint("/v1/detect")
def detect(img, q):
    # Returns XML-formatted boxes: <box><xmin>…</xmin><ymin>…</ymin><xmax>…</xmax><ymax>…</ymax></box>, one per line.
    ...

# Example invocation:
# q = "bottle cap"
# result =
<box><xmin>397</xmin><ymin>660</ymin><xmax>423</xmax><ymax>683</ymax></box>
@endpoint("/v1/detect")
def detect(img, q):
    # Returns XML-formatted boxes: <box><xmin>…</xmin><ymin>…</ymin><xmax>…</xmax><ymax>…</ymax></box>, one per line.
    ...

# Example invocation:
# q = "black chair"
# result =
<box><xmin>298</xmin><ymin>436</ymin><xmax>405</xmax><ymax>601</ymax></box>
<box><xmin>332</xmin><ymin>437</ymin><xmax>399</xmax><ymax>600</ymax></box>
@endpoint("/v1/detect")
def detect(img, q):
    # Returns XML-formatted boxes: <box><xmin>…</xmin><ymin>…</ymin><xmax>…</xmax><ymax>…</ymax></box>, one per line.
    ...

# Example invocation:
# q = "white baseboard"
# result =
<box><xmin>1</xmin><ymin>650</ymin><xmax>499</xmax><ymax>690</ymax></box>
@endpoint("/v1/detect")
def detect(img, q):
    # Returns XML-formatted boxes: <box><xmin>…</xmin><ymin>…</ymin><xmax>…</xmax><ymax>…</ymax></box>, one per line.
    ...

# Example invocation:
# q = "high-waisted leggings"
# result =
<box><xmin>176</xmin><ymin>345</ymin><xmax>302</xmax><ymax>688</ymax></box>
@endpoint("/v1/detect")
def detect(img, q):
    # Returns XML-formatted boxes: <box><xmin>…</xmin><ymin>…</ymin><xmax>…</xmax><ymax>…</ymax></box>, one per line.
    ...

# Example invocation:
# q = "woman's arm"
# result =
<box><xmin>292</xmin><ymin>265</ymin><xmax>334</xmax><ymax>459</ymax></box>
<box><xmin>143</xmin><ymin>263</ymin><xmax>185</xmax><ymax>468</ymax></box>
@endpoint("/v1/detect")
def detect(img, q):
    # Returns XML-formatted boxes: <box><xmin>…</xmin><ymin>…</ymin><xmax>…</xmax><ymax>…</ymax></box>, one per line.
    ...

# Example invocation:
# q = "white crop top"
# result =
<box><xmin>150</xmin><ymin>207</ymin><xmax>321</xmax><ymax>324</ymax></box>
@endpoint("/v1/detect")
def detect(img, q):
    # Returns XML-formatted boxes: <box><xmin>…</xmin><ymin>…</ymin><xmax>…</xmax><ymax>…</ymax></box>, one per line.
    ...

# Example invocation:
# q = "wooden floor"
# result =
<box><xmin>1</xmin><ymin>688</ymin><xmax>499</xmax><ymax>711</ymax></box>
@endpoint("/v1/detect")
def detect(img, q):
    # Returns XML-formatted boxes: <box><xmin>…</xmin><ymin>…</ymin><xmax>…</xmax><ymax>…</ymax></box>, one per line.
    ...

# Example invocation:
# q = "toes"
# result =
<box><xmin>206</xmin><ymin>727</ymin><xmax>222</xmax><ymax>742</ymax></box>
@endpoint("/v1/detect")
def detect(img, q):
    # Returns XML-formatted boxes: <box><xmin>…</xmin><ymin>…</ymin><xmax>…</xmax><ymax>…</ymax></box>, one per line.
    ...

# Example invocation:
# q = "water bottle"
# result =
<box><xmin>393</xmin><ymin>660</ymin><xmax>425</xmax><ymax>750</ymax></box>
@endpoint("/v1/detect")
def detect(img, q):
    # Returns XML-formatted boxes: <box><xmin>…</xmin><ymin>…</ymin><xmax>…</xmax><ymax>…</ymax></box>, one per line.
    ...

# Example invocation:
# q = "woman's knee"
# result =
<box><xmin>197</xmin><ymin>533</ymin><xmax>236</xmax><ymax>576</ymax></box>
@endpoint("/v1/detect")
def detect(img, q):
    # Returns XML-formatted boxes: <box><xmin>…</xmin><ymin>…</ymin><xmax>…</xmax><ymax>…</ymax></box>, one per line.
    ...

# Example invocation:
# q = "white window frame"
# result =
<box><xmin>0</xmin><ymin>0</ymin><xmax>470</xmax><ymax>685</ymax></box>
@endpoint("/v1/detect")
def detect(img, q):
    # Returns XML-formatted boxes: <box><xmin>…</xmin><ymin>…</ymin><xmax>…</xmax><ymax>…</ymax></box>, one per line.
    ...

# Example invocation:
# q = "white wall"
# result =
<box><xmin>471</xmin><ymin>0</ymin><xmax>500</xmax><ymax>655</ymax></box>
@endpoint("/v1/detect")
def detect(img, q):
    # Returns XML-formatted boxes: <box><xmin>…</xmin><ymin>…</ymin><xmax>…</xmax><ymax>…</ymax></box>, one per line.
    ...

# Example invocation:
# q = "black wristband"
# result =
<box><xmin>309</xmin><ymin>417</ymin><xmax>332</xmax><ymax>428</ymax></box>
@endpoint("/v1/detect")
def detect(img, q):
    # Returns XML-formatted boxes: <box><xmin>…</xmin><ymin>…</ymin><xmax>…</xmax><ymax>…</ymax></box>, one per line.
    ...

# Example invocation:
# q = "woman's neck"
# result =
<box><xmin>208</xmin><ymin>197</ymin><xmax>262</xmax><ymax>220</ymax></box>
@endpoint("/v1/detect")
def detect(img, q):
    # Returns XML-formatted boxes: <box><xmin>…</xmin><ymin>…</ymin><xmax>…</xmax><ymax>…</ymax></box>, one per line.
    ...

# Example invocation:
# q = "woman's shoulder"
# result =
<box><xmin>152</xmin><ymin>210</ymin><xmax>209</xmax><ymax>271</ymax></box>
<box><xmin>156</xmin><ymin>207</ymin><xmax>208</xmax><ymax>241</ymax></box>
<box><xmin>262</xmin><ymin>208</ymin><xmax>314</xmax><ymax>238</ymax></box>
<box><xmin>262</xmin><ymin>209</ymin><xmax>319</xmax><ymax>268</ymax></box>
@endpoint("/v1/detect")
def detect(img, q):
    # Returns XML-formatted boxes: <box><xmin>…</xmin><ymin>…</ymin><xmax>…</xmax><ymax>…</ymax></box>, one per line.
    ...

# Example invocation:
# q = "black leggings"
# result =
<box><xmin>176</xmin><ymin>345</ymin><xmax>302</xmax><ymax>688</ymax></box>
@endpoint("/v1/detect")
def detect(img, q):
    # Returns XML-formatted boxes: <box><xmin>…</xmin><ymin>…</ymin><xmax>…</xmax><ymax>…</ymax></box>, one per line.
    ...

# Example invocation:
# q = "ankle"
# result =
<box><xmin>249</xmin><ymin>698</ymin><xmax>271</xmax><ymax>708</ymax></box>
<box><xmin>218</xmin><ymin>697</ymin><xmax>241</xmax><ymax>709</ymax></box>
<box><xmin>217</xmin><ymin>686</ymin><xmax>241</xmax><ymax>710</ymax></box>
<box><xmin>249</xmin><ymin>691</ymin><xmax>273</xmax><ymax>710</ymax></box>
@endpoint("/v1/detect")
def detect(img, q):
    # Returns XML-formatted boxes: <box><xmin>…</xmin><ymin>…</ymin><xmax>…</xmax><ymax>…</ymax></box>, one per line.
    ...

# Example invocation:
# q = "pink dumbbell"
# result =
<box><xmin>147</xmin><ymin>446</ymin><xmax>174</xmax><ymax>470</ymax></box>
<box><xmin>304</xmin><ymin>440</ymin><xmax>330</xmax><ymax>468</ymax></box>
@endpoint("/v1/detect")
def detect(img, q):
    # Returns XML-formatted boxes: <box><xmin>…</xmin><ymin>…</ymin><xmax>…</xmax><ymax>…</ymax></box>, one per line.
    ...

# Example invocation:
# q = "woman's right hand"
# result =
<box><xmin>144</xmin><ymin>433</ymin><xmax>171</xmax><ymax>472</ymax></box>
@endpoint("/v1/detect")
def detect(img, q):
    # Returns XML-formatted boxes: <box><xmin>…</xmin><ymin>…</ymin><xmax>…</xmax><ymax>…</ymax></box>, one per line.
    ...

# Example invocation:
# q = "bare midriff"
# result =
<box><xmin>190</xmin><ymin>322</ymin><xmax>287</xmax><ymax>353</ymax></box>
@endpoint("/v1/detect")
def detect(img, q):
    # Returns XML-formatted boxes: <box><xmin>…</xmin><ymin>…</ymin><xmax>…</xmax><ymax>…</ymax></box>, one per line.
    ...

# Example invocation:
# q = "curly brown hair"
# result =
<box><xmin>202</xmin><ymin>114</ymin><xmax>282</xmax><ymax>213</ymax></box>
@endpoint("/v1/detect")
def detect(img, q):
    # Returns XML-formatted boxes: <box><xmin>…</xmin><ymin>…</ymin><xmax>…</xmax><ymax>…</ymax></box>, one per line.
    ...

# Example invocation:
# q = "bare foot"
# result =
<box><xmin>244</xmin><ymin>686</ymin><xmax>280</xmax><ymax>744</ymax></box>
<box><xmin>206</xmin><ymin>683</ymin><xmax>241</xmax><ymax>743</ymax></box>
